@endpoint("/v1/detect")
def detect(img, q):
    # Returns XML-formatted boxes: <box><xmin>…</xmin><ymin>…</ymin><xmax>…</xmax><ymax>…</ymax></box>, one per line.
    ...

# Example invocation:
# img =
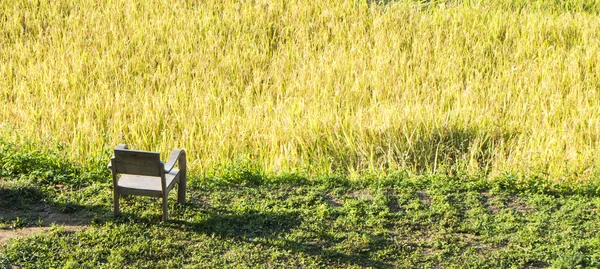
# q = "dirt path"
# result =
<box><xmin>0</xmin><ymin>226</ymin><xmax>85</xmax><ymax>245</ymax></box>
<box><xmin>0</xmin><ymin>179</ymin><xmax>93</xmax><ymax>246</ymax></box>
<box><xmin>0</xmin><ymin>210</ymin><xmax>89</xmax><ymax>245</ymax></box>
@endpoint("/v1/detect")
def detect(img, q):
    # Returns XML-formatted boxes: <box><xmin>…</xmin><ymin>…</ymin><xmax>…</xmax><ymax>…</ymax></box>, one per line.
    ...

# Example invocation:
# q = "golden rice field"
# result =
<box><xmin>1</xmin><ymin>0</ymin><xmax>600</xmax><ymax>180</ymax></box>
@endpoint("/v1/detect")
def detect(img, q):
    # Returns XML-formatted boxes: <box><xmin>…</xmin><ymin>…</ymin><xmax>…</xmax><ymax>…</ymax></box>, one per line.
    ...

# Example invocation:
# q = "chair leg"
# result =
<box><xmin>113</xmin><ymin>190</ymin><xmax>120</xmax><ymax>216</ymax></box>
<box><xmin>177</xmin><ymin>179</ymin><xmax>186</xmax><ymax>205</ymax></box>
<box><xmin>162</xmin><ymin>194</ymin><xmax>169</xmax><ymax>222</ymax></box>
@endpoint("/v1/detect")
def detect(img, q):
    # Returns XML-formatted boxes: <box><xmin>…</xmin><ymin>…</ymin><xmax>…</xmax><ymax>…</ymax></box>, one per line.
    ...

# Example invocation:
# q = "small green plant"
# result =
<box><xmin>205</xmin><ymin>159</ymin><xmax>265</xmax><ymax>186</ymax></box>
<box><xmin>0</xmin><ymin>217</ymin><xmax>29</xmax><ymax>230</ymax></box>
<box><xmin>0</xmin><ymin>142</ymin><xmax>107</xmax><ymax>187</ymax></box>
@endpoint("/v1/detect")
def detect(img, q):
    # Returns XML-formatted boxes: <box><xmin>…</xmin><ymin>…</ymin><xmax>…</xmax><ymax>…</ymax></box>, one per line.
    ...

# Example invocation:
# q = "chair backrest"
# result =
<box><xmin>112</xmin><ymin>149</ymin><xmax>163</xmax><ymax>177</ymax></box>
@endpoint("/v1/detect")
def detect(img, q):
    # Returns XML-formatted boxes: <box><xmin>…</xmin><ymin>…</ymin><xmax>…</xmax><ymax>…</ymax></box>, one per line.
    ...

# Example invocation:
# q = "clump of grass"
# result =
<box><xmin>1</xmin><ymin>144</ymin><xmax>600</xmax><ymax>267</ymax></box>
<box><xmin>2</xmin><ymin>171</ymin><xmax>600</xmax><ymax>268</ymax></box>
<box><xmin>1</xmin><ymin>0</ymin><xmax>600</xmax><ymax>180</ymax></box>
<box><xmin>0</xmin><ymin>142</ymin><xmax>107</xmax><ymax>187</ymax></box>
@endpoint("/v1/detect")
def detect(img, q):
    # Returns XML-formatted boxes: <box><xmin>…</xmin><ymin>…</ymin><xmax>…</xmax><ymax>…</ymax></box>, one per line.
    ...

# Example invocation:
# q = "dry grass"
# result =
<box><xmin>1</xmin><ymin>0</ymin><xmax>600</xmax><ymax>179</ymax></box>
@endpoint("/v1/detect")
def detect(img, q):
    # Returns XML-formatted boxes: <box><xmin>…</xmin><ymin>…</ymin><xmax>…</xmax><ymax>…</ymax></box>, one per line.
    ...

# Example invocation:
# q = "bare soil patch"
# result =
<box><xmin>349</xmin><ymin>189</ymin><xmax>373</xmax><ymax>200</ymax></box>
<box><xmin>415</xmin><ymin>191</ymin><xmax>431</xmax><ymax>205</ymax></box>
<box><xmin>0</xmin><ymin>209</ymin><xmax>89</xmax><ymax>245</ymax></box>
<box><xmin>507</xmin><ymin>196</ymin><xmax>535</xmax><ymax>214</ymax></box>
<box><xmin>322</xmin><ymin>194</ymin><xmax>342</xmax><ymax>207</ymax></box>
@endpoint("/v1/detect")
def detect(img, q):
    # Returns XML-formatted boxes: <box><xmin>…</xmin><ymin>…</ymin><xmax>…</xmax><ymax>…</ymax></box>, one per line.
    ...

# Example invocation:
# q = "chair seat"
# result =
<box><xmin>117</xmin><ymin>168</ymin><xmax>180</xmax><ymax>197</ymax></box>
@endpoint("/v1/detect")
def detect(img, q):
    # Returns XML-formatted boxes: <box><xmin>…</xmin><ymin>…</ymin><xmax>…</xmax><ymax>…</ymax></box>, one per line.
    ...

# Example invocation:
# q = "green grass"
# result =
<box><xmin>1</xmin><ymin>144</ymin><xmax>600</xmax><ymax>268</ymax></box>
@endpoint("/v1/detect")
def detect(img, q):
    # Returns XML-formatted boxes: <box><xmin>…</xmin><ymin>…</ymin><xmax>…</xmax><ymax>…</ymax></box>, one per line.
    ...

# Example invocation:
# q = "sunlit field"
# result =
<box><xmin>2</xmin><ymin>0</ymin><xmax>600</xmax><ymax>180</ymax></box>
<box><xmin>3</xmin><ymin>1</ymin><xmax>600</xmax><ymax>268</ymax></box>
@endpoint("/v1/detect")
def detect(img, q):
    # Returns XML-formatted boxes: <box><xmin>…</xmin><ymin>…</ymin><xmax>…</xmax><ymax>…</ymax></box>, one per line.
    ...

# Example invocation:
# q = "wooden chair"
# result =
<box><xmin>108</xmin><ymin>144</ymin><xmax>186</xmax><ymax>221</ymax></box>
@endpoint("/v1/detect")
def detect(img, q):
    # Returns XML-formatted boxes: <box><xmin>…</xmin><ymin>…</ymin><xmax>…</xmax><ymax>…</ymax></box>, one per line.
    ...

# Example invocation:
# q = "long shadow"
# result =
<box><xmin>272</xmin><ymin>227</ymin><xmax>396</xmax><ymax>268</ymax></box>
<box><xmin>2</xmin><ymin>181</ymin><xmax>394</xmax><ymax>267</ymax></box>
<box><xmin>0</xmin><ymin>185</ymin><xmax>48</xmax><ymax>210</ymax></box>
<box><xmin>317</xmin><ymin>124</ymin><xmax>517</xmax><ymax>175</ymax></box>
<box><xmin>169</xmin><ymin>210</ymin><xmax>300</xmax><ymax>239</ymax></box>
<box><xmin>0</xmin><ymin>180</ymin><xmax>121</xmax><ymax>230</ymax></box>
<box><xmin>401</xmin><ymin>126</ymin><xmax>517</xmax><ymax>175</ymax></box>
<box><xmin>166</xmin><ymin>202</ymin><xmax>395</xmax><ymax>268</ymax></box>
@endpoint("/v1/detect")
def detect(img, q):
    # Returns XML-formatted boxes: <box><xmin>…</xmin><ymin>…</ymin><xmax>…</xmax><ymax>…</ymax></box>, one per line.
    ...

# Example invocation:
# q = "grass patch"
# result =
<box><xmin>1</xmin><ymin>146</ymin><xmax>599</xmax><ymax>268</ymax></box>
<box><xmin>2</xmin><ymin>177</ymin><xmax>599</xmax><ymax>268</ymax></box>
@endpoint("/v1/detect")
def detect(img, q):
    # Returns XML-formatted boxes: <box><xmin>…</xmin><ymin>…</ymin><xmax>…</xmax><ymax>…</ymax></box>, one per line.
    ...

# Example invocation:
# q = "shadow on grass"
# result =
<box><xmin>0</xmin><ymin>181</ymin><xmax>111</xmax><ymax>229</ymax></box>
<box><xmin>402</xmin><ymin>126</ymin><xmax>517</xmax><ymax>175</ymax></box>
<box><xmin>1</xmin><ymin>182</ymin><xmax>394</xmax><ymax>267</ymax></box>
<box><xmin>0</xmin><ymin>185</ymin><xmax>48</xmax><ymax>210</ymax></box>
<box><xmin>167</xmin><ymin>205</ymin><xmax>394</xmax><ymax>268</ymax></box>
<box><xmin>173</xmin><ymin>210</ymin><xmax>299</xmax><ymax>238</ymax></box>
<box><xmin>274</xmin><ymin>228</ymin><xmax>395</xmax><ymax>268</ymax></box>
<box><xmin>316</xmin><ymin>124</ymin><xmax>517</xmax><ymax>175</ymax></box>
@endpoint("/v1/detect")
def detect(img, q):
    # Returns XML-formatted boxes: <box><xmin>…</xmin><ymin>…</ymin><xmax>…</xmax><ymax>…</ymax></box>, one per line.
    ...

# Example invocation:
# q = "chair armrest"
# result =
<box><xmin>107</xmin><ymin>144</ymin><xmax>128</xmax><ymax>169</ymax></box>
<box><xmin>164</xmin><ymin>148</ymin><xmax>186</xmax><ymax>173</ymax></box>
